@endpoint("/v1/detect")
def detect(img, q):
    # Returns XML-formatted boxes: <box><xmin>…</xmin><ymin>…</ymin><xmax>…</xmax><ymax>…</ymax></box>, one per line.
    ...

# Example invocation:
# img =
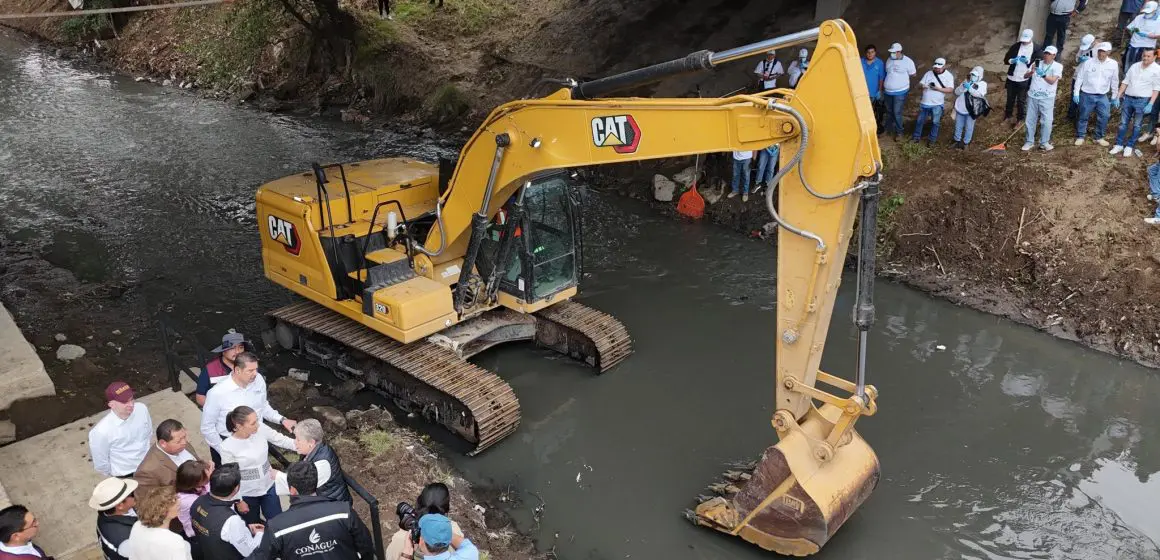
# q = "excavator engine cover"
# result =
<box><xmin>693</xmin><ymin>407</ymin><xmax>879</xmax><ymax>556</ymax></box>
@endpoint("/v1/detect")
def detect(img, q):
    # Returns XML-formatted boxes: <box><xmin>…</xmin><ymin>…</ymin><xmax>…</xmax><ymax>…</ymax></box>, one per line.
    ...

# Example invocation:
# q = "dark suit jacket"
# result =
<box><xmin>133</xmin><ymin>444</ymin><xmax>202</xmax><ymax>496</ymax></box>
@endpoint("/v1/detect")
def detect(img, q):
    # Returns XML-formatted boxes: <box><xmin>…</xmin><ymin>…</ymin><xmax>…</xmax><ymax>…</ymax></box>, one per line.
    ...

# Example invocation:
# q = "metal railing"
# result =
<box><xmin>159</xmin><ymin>315</ymin><xmax>387</xmax><ymax>559</ymax></box>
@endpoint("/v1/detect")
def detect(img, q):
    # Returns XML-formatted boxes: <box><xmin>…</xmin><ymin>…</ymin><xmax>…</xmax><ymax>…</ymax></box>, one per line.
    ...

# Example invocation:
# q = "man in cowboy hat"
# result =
<box><xmin>90</xmin><ymin>478</ymin><xmax>138</xmax><ymax>560</ymax></box>
<box><xmin>196</xmin><ymin>330</ymin><xmax>248</xmax><ymax>407</ymax></box>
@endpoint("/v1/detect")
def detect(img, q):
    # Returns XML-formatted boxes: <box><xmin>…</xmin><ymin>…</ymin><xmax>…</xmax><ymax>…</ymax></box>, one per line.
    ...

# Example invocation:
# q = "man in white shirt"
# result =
<box><xmin>1126</xmin><ymin>1</ymin><xmax>1160</xmax><ymax>70</ymax></box>
<box><xmin>88</xmin><ymin>381</ymin><xmax>152</xmax><ymax>478</ymax></box>
<box><xmin>200</xmin><ymin>352</ymin><xmax>296</xmax><ymax>467</ymax></box>
<box><xmin>911</xmin><ymin>57</ymin><xmax>954</xmax><ymax>145</ymax></box>
<box><xmin>728</xmin><ymin>150</ymin><xmax>753</xmax><ymax>202</ymax></box>
<box><xmin>1068</xmin><ymin>33</ymin><xmax>1097</xmax><ymax>123</ymax></box>
<box><xmin>1073</xmin><ymin>42</ymin><xmax>1120</xmax><ymax>145</ymax></box>
<box><xmin>883</xmin><ymin>42</ymin><xmax>916</xmax><ymax>139</ymax></box>
<box><xmin>753</xmin><ymin>50</ymin><xmax>783</xmax><ymax>91</ymax></box>
<box><xmin>1111</xmin><ymin>48</ymin><xmax>1160</xmax><ymax>157</ymax></box>
<box><xmin>1002</xmin><ymin>28</ymin><xmax>1043</xmax><ymax>124</ymax></box>
<box><xmin>0</xmin><ymin>505</ymin><xmax>48</xmax><ymax>559</ymax></box>
<box><xmin>1044</xmin><ymin>0</ymin><xmax>1088</xmax><ymax>52</ymax></box>
<box><xmin>1023</xmin><ymin>46</ymin><xmax>1065</xmax><ymax>151</ymax></box>
<box><xmin>788</xmin><ymin>48</ymin><xmax>809</xmax><ymax>88</ymax></box>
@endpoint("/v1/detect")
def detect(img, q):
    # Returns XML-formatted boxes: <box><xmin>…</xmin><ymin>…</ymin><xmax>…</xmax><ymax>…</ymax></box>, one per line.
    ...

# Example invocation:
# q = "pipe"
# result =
<box><xmin>852</xmin><ymin>178</ymin><xmax>880</xmax><ymax>398</ymax></box>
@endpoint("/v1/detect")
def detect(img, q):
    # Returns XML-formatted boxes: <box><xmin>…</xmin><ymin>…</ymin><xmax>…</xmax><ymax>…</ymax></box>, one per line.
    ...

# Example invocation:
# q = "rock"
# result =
<box><xmin>56</xmin><ymin>344</ymin><xmax>86</xmax><ymax>361</ymax></box>
<box><xmin>0</xmin><ymin>421</ymin><xmax>14</xmax><ymax>445</ymax></box>
<box><xmin>112</xmin><ymin>329</ymin><xmax>121</xmax><ymax>335</ymax></box>
<box><xmin>304</xmin><ymin>387</ymin><xmax>322</xmax><ymax>400</ymax></box>
<box><xmin>346</xmin><ymin>407</ymin><xmax>394</xmax><ymax>431</ymax></box>
<box><xmin>311</xmin><ymin>406</ymin><xmax>347</xmax><ymax>433</ymax></box>
<box><xmin>672</xmin><ymin>166</ymin><xmax>698</xmax><ymax>189</ymax></box>
<box><xmin>162</xmin><ymin>79</ymin><xmax>172</xmax><ymax>87</ymax></box>
<box><xmin>483</xmin><ymin>508</ymin><xmax>511</xmax><ymax>530</ymax></box>
<box><xmin>134</xmin><ymin>76</ymin><xmax>146</xmax><ymax>82</ymax></box>
<box><xmin>330</xmin><ymin>379</ymin><xmax>365</xmax><ymax>401</ymax></box>
<box><xmin>703</xmin><ymin>183</ymin><xmax>725</xmax><ymax>205</ymax></box>
<box><xmin>288</xmin><ymin>368</ymin><xmax>310</xmax><ymax>382</ymax></box>
<box><xmin>653</xmin><ymin>174</ymin><xmax>677</xmax><ymax>202</ymax></box>
<box><xmin>759</xmin><ymin>221</ymin><xmax>778</xmax><ymax>239</ymax></box>
<box><xmin>269</xmin><ymin>377</ymin><xmax>305</xmax><ymax>405</ymax></box>
<box><xmin>340</xmin><ymin>109</ymin><xmax>370</xmax><ymax>124</ymax></box>
<box><xmin>54</xmin><ymin>333</ymin><xmax>67</xmax><ymax>342</ymax></box>
<box><xmin>183</xmin><ymin>82</ymin><xmax>193</xmax><ymax>90</ymax></box>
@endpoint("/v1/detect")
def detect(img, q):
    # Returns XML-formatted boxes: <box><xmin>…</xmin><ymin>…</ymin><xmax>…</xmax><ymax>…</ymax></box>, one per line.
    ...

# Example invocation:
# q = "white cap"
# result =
<box><xmin>1097</xmin><ymin>41</ymin><xmax>1113</xmax><ymax>52</ymax></box>
<box><xmin>1144</xmin><ymin>0</ymin><xmax>1158</xmax><ymax>13</ymax></box>
<box><xmin>970</xmin><ymin>66</ymin><xmax>984</xmax><ymax>80</ymax></box>
<box><xmin>1080</xmin><ymin>34</ymin><xmax>1095</xmax><ymax>50</ymax></box>
<box><xmin>799</xmin><ymin>48</ymin><xmax>808</xmax><ymax>57</ymax></box>
<box><xmin>933</xmin><ymin>57</ymin><xmax>946</xmax><ymax>68</ymax></box>
<box><xmin>1044</xmin><ymin>45</ymin><xmax>1058</xmax><ymax>55</ymax></box>
<box><xmin>888</xmin><ymin>42</ymin><xmax>903</xmax><ymax>53</ymax></box>
<box><xmin>1020</xmin><ymin>28</ymin><xmax>1033</xmax><ymax>42</ymax></box>
<box><xmin>767</xmin><ymin>49</ymin><xmax>776</xmax><ymax>56</ymax></box>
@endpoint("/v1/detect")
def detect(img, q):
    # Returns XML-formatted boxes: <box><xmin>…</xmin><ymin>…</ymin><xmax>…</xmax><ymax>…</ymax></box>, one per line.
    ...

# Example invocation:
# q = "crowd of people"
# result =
<box><xmin>0</xmin><ymin>330</ymin><xmax>481</xmax><ymax>560</ymax></box>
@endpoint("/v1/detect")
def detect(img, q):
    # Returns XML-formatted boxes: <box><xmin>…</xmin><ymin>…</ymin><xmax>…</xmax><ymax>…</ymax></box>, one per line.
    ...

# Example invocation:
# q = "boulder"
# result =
<box><xmin>288</xmin><ymin>368</ymin><xmax>310</xmax><ymax>382</ymax></box>
<box><xmin>54</xmin><ymin>333</ymin><xmax>67</xmax><ymax>342</ymax></box>
<box><xmin>345</xmin><ymin>407</ymin><xmax>394</xmax><ymax>431</ymax></box>
<box><xmin>703</xmin><ymin>182</ymin><xmax>725</xmax><ymax>205</ymax></box>
<box><xmin>268</xmin><ymin>377</ymin><xmax>306</xmax><ymax>409</ymax></box>
<box><xmin>672</xmin><ymin>166</ymin><xmax>698</xmax><ymax>189</ymax></box>
<box><xmin>0</xmin><ymin>421</ymin><xmax>14</xmax><ymax>445</ymax></box>
<box><xmin>653</xmin><ymin>174</ymin><xmax>677</xmax><ymax>202</ymax></box>
<box><xmin>162</xmin><ymin>79</ymin><xmax>172</xmax><ymax>87</ymax></box>
<box><xmin>311</xmin><ymin>406</ymin><xmax>347</xmax><ymax>433</ymax></box>
<box><xmin>56</xmin><ymin>344</ymin><xmax>86</xmax><ymax>361</ymax></box>
<box><xmin>330</xmin><ymin>379</ymin><xmax>365</xmax><ymax>401</ymax></box>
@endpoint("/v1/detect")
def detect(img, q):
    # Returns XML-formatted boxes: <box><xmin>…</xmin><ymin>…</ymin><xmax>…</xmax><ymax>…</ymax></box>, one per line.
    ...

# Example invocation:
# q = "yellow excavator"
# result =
<box><xmin>257</xmin><ymin>19</ymin><xmax>880</xmax><ymax>555</ymax></box>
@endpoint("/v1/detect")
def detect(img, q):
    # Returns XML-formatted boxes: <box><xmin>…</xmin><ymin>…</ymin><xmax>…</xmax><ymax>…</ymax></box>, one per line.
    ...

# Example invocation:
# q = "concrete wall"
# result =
<box><xmin>1020</xmin><ymin>0</ymin><xmax>1051</xmax><ymax>44</ymax></box>
<box><xmin>816</xmin><ymin>0</ymin><xmax>851</xmax><ymax>21</ymax></box>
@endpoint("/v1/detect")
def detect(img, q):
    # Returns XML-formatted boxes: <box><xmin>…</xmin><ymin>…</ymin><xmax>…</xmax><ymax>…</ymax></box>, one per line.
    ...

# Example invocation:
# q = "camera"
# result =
<box><xmin>396</xmin><ymin>502</ymin><xmax>421</xmax><ymax>543</ymax></box>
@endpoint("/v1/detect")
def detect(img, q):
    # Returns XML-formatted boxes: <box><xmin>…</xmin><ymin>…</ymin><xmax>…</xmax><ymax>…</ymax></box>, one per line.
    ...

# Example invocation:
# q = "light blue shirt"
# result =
<box><xmin>425</xmin><ymin>538</ymin><xmax>479</xmax><ymax>560</ymax></box>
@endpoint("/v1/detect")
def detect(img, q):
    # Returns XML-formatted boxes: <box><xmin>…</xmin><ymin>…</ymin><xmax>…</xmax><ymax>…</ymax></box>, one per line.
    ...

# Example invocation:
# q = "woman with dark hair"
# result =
<box><xmin>219</xmin><ymin>406</ymin><xmax>295</xmax><ymax>524</ymax></box>
<box><xmin>384</xmin><ymin>483</ymin><xmax>464</xmax><ymax>560</ymax></box>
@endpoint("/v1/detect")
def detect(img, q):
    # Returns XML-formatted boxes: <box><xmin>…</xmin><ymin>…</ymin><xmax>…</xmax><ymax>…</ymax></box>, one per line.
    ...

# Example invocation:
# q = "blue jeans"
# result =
<box><xmin>242</xmin><ymin>484</ymin><xmax>282</xmax><ymax>524</ymax></box>
<box><xmin>1025</xmin><ymin>95</ymin><xmax>1055</xmax><ymax>146</ymax></box>
<box><xmin>731</xmin><ymin>158</ymin><xmax>751</xmax><ymax>195</ymax></box>
<box><xmin>1115</xmin><ymin>95</ymin><xmax>1149</xmax><ymax>147</ymax></box>
<box><xmin>1076</xmin><ymin>92</ymin><xmax>1111</xmax><ymax>139</ymax></box>
<box><xmin>953</xmin><ymin>111</ymin><xmax>976</xmax><ymax>144</ymax></box>
<box><xmin>755</xmin><ymin>149</ymin><xmax>778</xmax><ymax>185</ymax></box>
<box><xmin>885</xmin><ymin>91</ymin><xmax>907</xmax><ymax>134</ymax></box>
<box><xmin>1149</xmin><ymin>162</ymin><xmax>1160</xmax><ymax>218</ymax></box>
<box><xmin>912</xmin><ymin>104</ymin><xmax>944</xmax><ymax>141</ymax></box>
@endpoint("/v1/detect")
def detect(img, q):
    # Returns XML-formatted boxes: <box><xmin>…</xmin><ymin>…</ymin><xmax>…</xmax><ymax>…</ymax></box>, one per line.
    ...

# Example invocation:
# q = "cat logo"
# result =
<box><xmin>268</xmin><ymin>215</ymin><xmax>301</xmax><ymax>256</ymax></box>
<box><xmin>591</xmin><ymin>114</ymin><xmax>641</xmax><ymax>154</ymax></box>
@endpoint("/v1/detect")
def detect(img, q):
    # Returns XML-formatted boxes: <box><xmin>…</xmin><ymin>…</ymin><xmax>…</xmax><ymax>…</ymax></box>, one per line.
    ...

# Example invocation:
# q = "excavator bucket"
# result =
<box><xmin>690</xmin><ymin>405</ymin><xmax>880</xmax><ymax>556</ymax></box>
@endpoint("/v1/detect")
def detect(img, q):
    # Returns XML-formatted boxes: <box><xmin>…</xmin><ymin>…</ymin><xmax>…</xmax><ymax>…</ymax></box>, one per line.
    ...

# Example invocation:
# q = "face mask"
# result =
<box><xmin>892</xmin><ymin>52</ymin><xmax>901</xmax><ymax>59</ymax></box>
<box><xmin>1079</xmin><ymin>54</ymin><xmax>1090</xmax><ymax>63</ymax></box>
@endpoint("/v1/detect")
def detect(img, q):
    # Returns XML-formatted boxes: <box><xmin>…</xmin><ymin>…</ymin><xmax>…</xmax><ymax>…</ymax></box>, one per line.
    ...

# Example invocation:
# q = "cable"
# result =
<box><xmin>0</xmin><ymin>0</ymin><xmax>227</xmax><ymax>20</ymax></box>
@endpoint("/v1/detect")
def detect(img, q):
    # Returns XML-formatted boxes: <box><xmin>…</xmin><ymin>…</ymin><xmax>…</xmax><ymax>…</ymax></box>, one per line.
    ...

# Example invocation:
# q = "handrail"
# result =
<box><xmin>360</xmin><ymin>199</ymin><xmax>411</xmax><ymax>284</ymax></box>
<box><xmin>158</xmin><ymin>314</ymin><xmax>386</xmax><ymax>560</ymax></box>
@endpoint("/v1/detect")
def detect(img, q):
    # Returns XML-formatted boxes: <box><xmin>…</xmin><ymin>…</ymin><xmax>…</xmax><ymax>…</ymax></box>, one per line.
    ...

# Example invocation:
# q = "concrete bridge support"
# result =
<box><xmin>1020</xmin><ymin>0</ymin><xmax>1051</xmax><ymax>44</ymax></box>
<box><xmin>815</xmin><ymin>0</ymin><xmax>851</xmax><ymax>21</ymax></box>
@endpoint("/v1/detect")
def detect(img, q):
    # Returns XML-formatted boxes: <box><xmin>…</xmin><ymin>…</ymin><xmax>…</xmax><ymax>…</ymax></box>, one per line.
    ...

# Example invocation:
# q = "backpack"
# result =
<box><xmin>967</xmin><ymin>93</ymin><xmax>991</xmax><ymax>119</ymax></box>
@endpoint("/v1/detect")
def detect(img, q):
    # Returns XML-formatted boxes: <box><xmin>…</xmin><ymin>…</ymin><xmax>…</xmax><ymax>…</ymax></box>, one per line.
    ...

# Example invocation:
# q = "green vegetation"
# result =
<box><xmin>876</xmin><ymin>192</ymin><xmax>906</xmax><ymax>256</ymax></box>
<box><xmin>898</xmin><ymin>139</ymin><xmax>932</xmax><ymax>161</ymax></box>
<box><xmin>388</xmin><ymin>0</ymin><xmax>510</xmax><ymax>35</ymax></box>
<box><xmin>59</xmin><ymin>0</ymin><xmax>113</xmax><ymax>42</ymax></box>
<box><xmin>428</xmin><ymin>465</ymin><xmax>454</xmax><ymax>485</ymax></box>
<box><xmin>424</xmin><ymin>83</ymin><xmax>471</xmax><ymax>123</ymax></box>
<box><xmin>179</xmin><ymin>0</ymin><xmax>289</xmax><ymax>90</ymax></box>
<box><xmin>358</xmin><ymin>429</ymin><xmax>399</xmax><ymax>455</ymax></box>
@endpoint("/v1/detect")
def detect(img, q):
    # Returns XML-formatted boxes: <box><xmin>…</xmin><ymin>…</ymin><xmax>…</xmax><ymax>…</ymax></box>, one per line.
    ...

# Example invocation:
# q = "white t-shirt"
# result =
<box><xmin>883</xmin><ymin>55</ymin><xmax>916</xmax><ymax>94</ymax></box>
<box><xmin>732</xmin><ymin>150</ymin><xmax>753</xmax><ymax>161</ymax></box>
<box><xmin>753</xmin><ymin>59</ymin><xmax>784</xmax><ymax>89</ymax></box>
<box><xmin>954</xmin><ymin>81</ymin><xmax>989</xmax><ymax>115</ymax></box>
<box><xmin>1122</xmin><ymin>61</ymin><xmax>1160</xmax><ymax>98</ymax></box>
<box><xmin>1129</xmin><ymin>14</ymin><xmax>1160</xmax><ymax>49</ymax></box>
<box><xmin>1009</xmin><ymin>43</ymin><xmax>1034</xmax><ymax>82</ymax></box>
<box><xmin>918</xmin><ymin>69</ymin><xmax>954</xmax><ymax>106</ymax></box>
<box><xmin>788</xmin><ymin>60</ymin><xmax>807</xmax><ymax>87</ymax></box>
<box><xmin>1028</xmin><ymin>61</ymin><xmax>1064</xmax><ymax>98</ymax></box>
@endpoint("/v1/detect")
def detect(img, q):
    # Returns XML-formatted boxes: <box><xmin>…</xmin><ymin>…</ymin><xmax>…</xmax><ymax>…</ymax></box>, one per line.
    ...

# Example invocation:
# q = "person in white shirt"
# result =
<box><xmin>753</xmin><ymin>50</ymin><xmax>783</xmax><ymax>90</ymax></box>
<box><xmin>1068</xmin><ymin>33</ymin><xmax>1097</xmax><ymax>123</ymax></box>
<box><xmin>200</xmin><ymin>352</ymin><xmax>296</xmax><ymax>467</ymax></box>
<box><xmin>126</xmin><ymin>487</ymin><xmax>192</xmax><ymax>560</ymax></box>
<box><xmin>1023</xmin><ymin>45</ymin><xmax>1065</xmax><ymax>151</ymax></box>
<box><xmin>219</xmin><ymin>405</ymin><xmax>296</xmax><ymax>524</ymax></box>
<box><xmin>911</xmin><ymin>57</ymin><xmax>954</xmax><ymax>145</ymax></box>
<box><xmin>1044</xmin><ymin>0</ymin><xmax>1088</xmax><ymax>52</ymax></box>
<box><xmin>1126</xmin><ymin>2</ymin><xmax>1160</xmax><ymax>70</ymax></box>
<box><xmin>788</xmin><ymin>48</ymin><xmax>809</xmax><ymax>88</ymax></box>
<box><xmin>1111</xmin><ymin>48</ymin><xmax>1160</xmax><ymax>157</ymax></box>
<box><xmin>729</xmin><ymin>150</ymin><xmax>754</xmax><ymax>202</ymax></box>
<box><xmin>883</xmin><ymin>42</ymin><xmax>916</xmax><ymax>139</ymax></box>
<box><xmin>89</xmin><ymin>381</ymin><xmax>153</xmax><ymax>478</ymax></box>
<box><xmin>1002</xmin><ymin>28</ymin><xmax>1043</xmax><ymax>124</ymax></box>
<box><xmin>0</xmin><ymin>505</ymin><xmax>48</xmax><ymax>559</ymax></box>
<box><xmin>952</xmin><ymin>67</ymin><xmax>989</xmax><ymax>149</ymax></box>
<box><xmin>1073</xmin><ymin>42</ymin><xmax>1120</xmax><ymax>145</ymax></box>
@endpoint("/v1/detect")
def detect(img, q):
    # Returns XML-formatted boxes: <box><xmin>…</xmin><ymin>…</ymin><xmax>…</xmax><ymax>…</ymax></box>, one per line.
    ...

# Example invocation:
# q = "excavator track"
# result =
<box><xmin>533</xmin><ymin>300</ymin><xmax>633</xmax><ymax>372</ymax></box>
<box><xmin>269</xmin><ymin>301</ymin><xmax>521</xmax><ymax>455</ymax></box>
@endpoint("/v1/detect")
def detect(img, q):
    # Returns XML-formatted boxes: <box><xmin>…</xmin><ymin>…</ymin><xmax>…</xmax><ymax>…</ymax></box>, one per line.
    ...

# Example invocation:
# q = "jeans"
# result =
<box><xmin>241</xmin><ymin>485</ymin><xmax>282</xmax><ymax>524</ymax></box>
<box><xmin>885</xmin><ymin>91</ymin><xmax>907</xmax><ymax>134</ymax></box>
<box><xmin>755</xmin><ymin>149</ymin><xmax>778</xmax><ymax>186</ymax></box>
<box><xmin>1115</xmin><ymin>95</ymin><xmax>1149</xmax><ymax>147</ymax></box>
<box><xmin>953</xmin><ymin>111</ymin><xmax>977</xmax><ymax>144</ymax></box>
<box><xmin>731</xmin><ymin>158</ymin><xmax>751</xmax><ymax>195</ymax></box>
<box><xmin>1025</xmin><ymin>95</ymin><xmax>1055</xmax><ymax>145</ymax></box>
<box><xmin>912</xmin><ymin>104</ymin><xmax>944</xmax><ymax>141</ymax></box>
<box><xmin>1076</xmin><ymin>92</ymin><xmax>1111</xmax><ymax>138</ymax></box>
<box><xmin>1149</xmin><ymin>162</ymin><xmax>1160</xmax><ymax>218</ymax></box>
<box><xmin>1004</xmin><ymin>79</ymin><xmax>1030</xmax><ymax>120</ymax></box>
<box><xmin>1045</xmin><ymin>13</ymin><xmax>1070</xmax><ymax>50</ymax></box>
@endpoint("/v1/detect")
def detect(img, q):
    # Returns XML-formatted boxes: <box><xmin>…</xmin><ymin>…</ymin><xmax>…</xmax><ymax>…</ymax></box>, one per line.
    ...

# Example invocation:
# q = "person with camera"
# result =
<box><xmin>400</xmin><ymin>514</ymin><xmax>478</xmax><ymax>560</ymax></box>
<box><xmin>386</xmin><ymin>483</ymin><xmax>465</xmax><ymax>560</ymax></box>
<box><xmin>250</xmin><ymin>462</ymin><xmax>374</xmax><ymax>560</ymax></box>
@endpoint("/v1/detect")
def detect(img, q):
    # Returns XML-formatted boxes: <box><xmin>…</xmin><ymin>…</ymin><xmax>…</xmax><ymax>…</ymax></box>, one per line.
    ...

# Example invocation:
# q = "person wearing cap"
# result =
<box><xmin>249</xmin><ymin>462</ymin><xmax>373</xmax><ymax>560</ymax></box>
<box><xmin>952</xmin><ymin>67</ymin><xmax>990</xmax><ymax>150</ymax></box>
<box><xmin>0</xmin><ymin>506</ymin><xmax>48</xmax><ymax>560</ymax></box>
<box><xmin>861</xmin><ymin>45</ymin><xmax>887</xmax><ymax>133</ymax></box>
<box><xmin>1111</xmin><ymin>48</ymin><xmax>1160</xmax><ymax>157</ymax></box>
<box><xmin>753</xmin><ymin>50</ymin><xmax>784</xmax><ymax>91</ymax></box>
<box><xmin>400</xmin><ymin>514</ymin><xmax>478</xmax><ymax>560</ymax></box>
<box><xmin>1068</xmin><ymin>34</ymin><xmax>1097</xmax><ymax>122</ymax></box>
<box><xmin>788</xmin><ymin>48</ymin><xmax>810</xmax><ymax>88</ymax></box>
<box><xmin>1023</xmin><ymin>46</ymin><xmax>1065</xmax><ymax>151</ymax></box>
<box><xmin>190</xmin><ymin>464</ymin><xmax>264</xmax><ymax>560</ymax></box>
<box><xmin>200</xmin><ymin>352</ymin><xmax>296</xmax><ymax>468</ymax></box>
<box><xmin>91</xmin><ymin>478</ymin><xmax>138</xmax><ymax>560</ymax></box>
<box><xmin>1073</xmin><ymin>42</ymin><xmax>1120</xmax><ymax>146</ymax></box>
<box><xmin>1122</xmin><ymin>0</ymin><xmax>1147</xmax><ymax>35</ymax></box>
<box><xmin>912</xmin><ymin>57</ymin><xmax>955</xmax><ymax>145</ymax></box>
<box><xmin>1126</xmin><ymin>1</ymin><xmax>1160</xmax><ymax>70</ymax></box>
<box><xmin>1002</xmin><ymin>28</ymin><xmax>1043</xmax><ymax>125</ymax></box>
<box><xmin>134</xmin><ymin>419</ymin><xmax>204</xmax><ymax>498</ymax></box>
<box><xmin>1045</xmin><ymin>0</ymin><xmax>1088</xmax><ymax>52</ymax></box>
<box><xmin>883</xmin><ymin>42</ymin><xmax>916</xmax><ymax>140</ymax></box>
<box><xmin>195</xmin><ymin>330</ymin><xmax>248</xmax><ymax>407</ymax></box>
<box><xmin>89</xmin><ymin>382</ymin><xmax>153</xmax><ymax>479</ymax></box>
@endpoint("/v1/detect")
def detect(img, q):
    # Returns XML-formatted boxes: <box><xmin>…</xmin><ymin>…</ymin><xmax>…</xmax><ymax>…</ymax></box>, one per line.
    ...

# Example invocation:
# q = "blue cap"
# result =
<box><xmin>418</xmin><ymin>514</ymin><xmax>453</xmax><ymax>548</ymax></box>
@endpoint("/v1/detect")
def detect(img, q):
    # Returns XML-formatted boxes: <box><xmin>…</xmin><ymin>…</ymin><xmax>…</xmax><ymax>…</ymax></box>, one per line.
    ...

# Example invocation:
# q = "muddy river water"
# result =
<box><xmin>1</xmin><ymin>32</ymin><xmax>1157</xmax><ymax>560</ymax></box>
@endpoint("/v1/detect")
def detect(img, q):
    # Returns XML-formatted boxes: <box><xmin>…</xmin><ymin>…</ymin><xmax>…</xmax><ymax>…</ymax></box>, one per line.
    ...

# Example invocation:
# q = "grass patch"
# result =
<box><xmin>423</xmin><ymin>83</ymin><xmax>471</xmax><ymax>123</ymax></box>
<box><xmin>876</xmin><ymin>192</ymin><xmax>906</xmax><ymax>256</ymax></box>
<box><xmin>178</xmin><ymin>0</ymin><xmax>288</xmax><ymax>90</ymax></box>
<box><xmin>387</xmin><ymin>0</ymin><xmax>510</xmax><ymax>35</ymax></box>
<box><xmin>428</xmin><ymin>464</ymin><xmax>454</xmax><ymax>485</ymax></box>
<box><xmin>358</xmin><ymin>429</ymin><xmax>399</xmax><ymax>455</ymax></box>
<box><xmin>898</xmin><ymin>139</ymin><xmax>932</xmax><ymax>161</ymax></box>
<box><xmin>59</xmin><ymin>0</ymin><xmax>113</xmax><ymax>42</ymax></box>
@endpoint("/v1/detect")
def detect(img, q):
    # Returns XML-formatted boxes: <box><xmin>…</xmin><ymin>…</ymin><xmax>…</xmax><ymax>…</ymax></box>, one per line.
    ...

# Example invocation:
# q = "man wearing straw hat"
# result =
<box><xmin>90</xmin><ymin>477</ymin><xmax>139</xmax><ymax>560</ymax></box>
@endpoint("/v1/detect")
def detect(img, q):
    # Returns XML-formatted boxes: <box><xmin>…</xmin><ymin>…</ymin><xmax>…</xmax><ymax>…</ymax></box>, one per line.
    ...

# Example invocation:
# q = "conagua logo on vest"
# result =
<box><xmin>591</xmin><ymin>115</ymin><xmax>641</xmax><ymax>153</ymax></box>
<box><xmin>309</xmin><ymin>529</ymin><xmax>321</xmax><ymax>544</ymax></box>
<box><xmin>268</xmin><ymin>215</ymin><xmax>301</xmax><ymax>256</ymax></box>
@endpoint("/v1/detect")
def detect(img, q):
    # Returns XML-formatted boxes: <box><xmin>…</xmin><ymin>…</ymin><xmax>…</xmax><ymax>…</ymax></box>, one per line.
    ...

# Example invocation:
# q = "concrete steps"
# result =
<box><xmin>0</xmin><ymin>303</ymin><xmax>56</xmax><ymax>411</ymax></box>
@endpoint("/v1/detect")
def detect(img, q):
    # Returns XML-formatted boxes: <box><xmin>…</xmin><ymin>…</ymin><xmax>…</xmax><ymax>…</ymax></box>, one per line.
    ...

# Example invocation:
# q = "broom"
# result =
<box><xmin>985</xmin><ymin>120</ymin><xmax>1026</xmax><ymax>154</ymax></box>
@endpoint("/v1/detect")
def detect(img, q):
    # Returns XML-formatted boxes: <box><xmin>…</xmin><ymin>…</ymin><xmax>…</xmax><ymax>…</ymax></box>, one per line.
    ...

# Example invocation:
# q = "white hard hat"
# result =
<box><xmin>799</xmin><ymin>48</ymin><xmax>808</xmax><ymax>57</ymax></box>
<box><xmin>1044</xmin><ymin>45</ymin><xmax>1058</xmax><ymax>55</ymax></box>
<box><xmin>1097</xmin><ymin>41</ymin><xmax>1113</xmax><ymax>52</ymax></box>
<box><xmin>1020</xmin><ymin>28</ymin><xmax>1033</xmax><ymax>42</ymax></box>
<box><xmin>1079</xmin><ymin>34</ymin><xmax>1095</xmax><ymax>50</ymax></box>
<box><xmin>888</xmin><ymin>42</ymin><xmax>903</xmax><ymax>53</ymax></box>
<box><xmin>1144</xmin><ymin>0</ymin><xmax>1158</xmax><ymax>13</ymax></box>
